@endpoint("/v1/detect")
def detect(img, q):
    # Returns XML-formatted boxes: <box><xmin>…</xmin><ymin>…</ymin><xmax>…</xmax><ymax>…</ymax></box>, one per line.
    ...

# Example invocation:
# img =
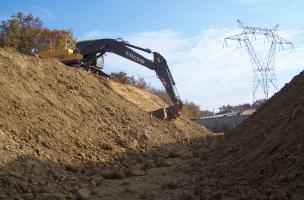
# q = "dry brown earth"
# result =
<box><xmin>192</xmin><ymin>71</ymin><xmax>304</xmax><ymax>200</ymax></box>
<box><xmin>1</xmin><ymin>48</ymin><xmax>303</xmax><ymax>200</ymax></box>
<box><xmin>0</xmin><ymin>48</ymin><xmax>214</xmax><ymax>199</ymax></box>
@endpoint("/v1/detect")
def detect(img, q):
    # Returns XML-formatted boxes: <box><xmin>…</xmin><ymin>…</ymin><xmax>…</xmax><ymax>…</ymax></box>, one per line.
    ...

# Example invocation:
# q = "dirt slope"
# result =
<box><xmin>193</xmin><ymin>72</ymin><xmax>304</xmax><ymax>199</ymax></box>
<box><xmin>0</xmin><ymin>48</ymin><xmax>213</xmax><ymax>199</ymax></box>
<box><xmin>2</xmin><ymin>47</ymin><xmax>303</xmax><ymax>200</ymax></box>
<box><xmin>109</xmin><ymin>81</ymin><xmax>168</xmax><ymax>112</ymax></box>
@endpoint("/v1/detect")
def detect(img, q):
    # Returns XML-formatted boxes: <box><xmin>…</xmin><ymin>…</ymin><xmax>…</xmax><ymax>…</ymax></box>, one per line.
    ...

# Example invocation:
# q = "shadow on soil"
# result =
<box><xmin>0</xmin><ymin>136</ymin><xmax>218</xmax><ymax>200</ymax></box>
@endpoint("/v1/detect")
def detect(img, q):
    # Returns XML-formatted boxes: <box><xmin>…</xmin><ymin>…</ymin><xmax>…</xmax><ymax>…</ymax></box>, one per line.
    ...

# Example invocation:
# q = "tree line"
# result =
<box><xmin>0</xmin><ymin>12</ymin><xmax>75</xmax><ymax>55</ymax></box>
<box><xmin>110</xmin><ymin>71</ymin><xmax>266</xmax><ymax>119</ymax></box>
<box><xmin>110</xmin><ymin>72</ymin><xmax>205</xmax><ymax>119</ymax></box>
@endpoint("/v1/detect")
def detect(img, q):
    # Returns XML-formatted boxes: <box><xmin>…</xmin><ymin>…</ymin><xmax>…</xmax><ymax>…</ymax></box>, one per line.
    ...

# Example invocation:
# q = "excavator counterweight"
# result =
<box><xmin>38</xmin><ymin>38</ymin><xmax>183</xmax><ymax>120</ymax></box>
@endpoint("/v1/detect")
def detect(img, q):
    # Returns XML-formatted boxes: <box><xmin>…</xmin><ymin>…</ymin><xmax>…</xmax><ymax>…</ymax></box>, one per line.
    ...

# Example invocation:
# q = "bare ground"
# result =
<box><xmin>0</xmin><ymin>48</ymin><xmax>303</xmax><ymax>200</ymax></box>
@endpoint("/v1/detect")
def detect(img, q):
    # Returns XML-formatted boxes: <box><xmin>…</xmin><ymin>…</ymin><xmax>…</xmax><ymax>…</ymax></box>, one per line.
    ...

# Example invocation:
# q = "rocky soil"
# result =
<box><xmin>0</xmin><ymin>48</ymin><xmax>214</xmax><ymax>199</ymax></box>
<box><xmin>192</xmin><ymin>71</ymin><xmax>304</xmax><ymax>200</ymax></box>
<box><xmin>0</xmin><ymin>48</ymin><xmax>303</xmax><ymax>200</ymax></box>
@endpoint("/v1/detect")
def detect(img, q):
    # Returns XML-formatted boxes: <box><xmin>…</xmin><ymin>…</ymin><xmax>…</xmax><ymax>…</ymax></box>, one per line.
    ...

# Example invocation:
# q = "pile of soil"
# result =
<box><xmin>192</xmin><ymin>72</ymin><xmax>304</xmax><ymax>199</ymax></box>
<box><xmin>0</xmin><ymin>48</ymin><xmax>213</xmax><ymax>199</ymax></box>
<box><xmin>1</xmin><ymin>47</ymin><xmax>303</xmax><ymax>200</ymax></box>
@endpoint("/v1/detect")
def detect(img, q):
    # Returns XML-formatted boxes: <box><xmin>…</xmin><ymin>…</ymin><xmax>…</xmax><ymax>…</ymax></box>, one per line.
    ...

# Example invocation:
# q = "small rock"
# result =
<box><xmin>121</xmin><ymin>180</ymin><xmax>130</xmax><ymax>185</ymax></box>
<box><xmin>92</xmin><ymin>175</ymin><xmax>103</xmax><ymax>187</ymax></box>
<box><xmin>211</xmin><ymin>191</ymin><xmax>224</xmax><ymax>200</ymax></box>
<box><xmin>118</xmin><ymin>138</ymin><xmax>129</xmax><ymax>148</ymax></box>
<box><xmin>162</xmin><ymin>181</ymin><xmax>179</xmax><ymax>190</ymax></box>
<box><xmin>179</xmin><ymin>192</ymin><xmax>193</xmax><ymax>200</ymax></box>
<box><xmin>278</xmin><ymin>173</ymin><xmax>287</xmax><ymax>182</ymax></box>
<box><xmin>129</xmin><ymin>168</ymin><xmax>146</xmax><ymax>176</ymax></box>
<box><xmin>125</xmin><ymin>187</ymin><xmax>136</xmax><ymax>193</ymax></box>
<box><xmin>182</xmin><ymin>152</ymin><xmax>194</xmax><ymax>160</ymax></box>
<box><xmin>23</xmin><ymin>159</ymin><xmax>35</xmax><ymax>170</ymax></box>
<box><xmin>22</xmin><ymin>192</ymin><xmax>34</xmax><ymax>200</ymax></box>
<box><xmin>36</xmin><ymin>135</ymin><xmax>45</xmax><ymax>144</ymax></box>
<box><xmin>18</xmin><ymin>143</ymin><xmax>26</xmax><ymax>149</ymax></box>
<box><xmin>145</xmin><ymin>159</ymin><xmax>155</xmax><ymax>169</ymax></box>
<box><xmin>91</xmin><ymin>180</ymin><xmax>97</xmax><ymax>187</ymax></box>
<box><xmin>78</xmin><ymin>152</ymin><xmax>86</xmax><ymax>160</ymax></box>
<box><xmin>2</xmin><ymin>145</ymin><xmax>9</xmax><ymax>150</ymax></box>
<box><xmin>128</xmin><ymin>139</ymin><xmax>139</xmax><ymax>149</ymax></box>
<box><xmin>269</xmin><ymin>190</ymin><xmax>288</xmax><ymax>200</ymax></box>
<box><xmin>9</xmin><ymin>171</ymin><xmax>22</xmax><ymax>178</ymax></box>
<box><xmin>139</xmin><ymin>190</ymin><xmax>156</xmax><ymax>200</ymax></box>
<box><xmin>139</xmin><ymin>193</ymin><xmax>149</xmax><ymax>199</ymax></box>
<box><xmin>65</xmin><ymin>165</ymin><xmax>79</xmax><ymax>173</ymax></box>
<box><xmin>75</xmin><ymin>189</ymin><xmax>91</xmax><ymax>200</ymax></box>
<box><xmin>34</xmin><ymin>148</ymin><xmax>41</xmax><ymax>155</ymax></box>
<box><xmin>47</xmin><ymin>169</ymin><xmax>60</xmax><ymax>180</ymax></box>
<box><xmin>91</xmin><ymin>188</ymin><xmax>99</xmax><ymax>195</ymax></box>
<box><xmin>2</xmin><ymin>176</ymin><xmax>13</xmax><ymax>185</ymax></box>
<box><xmin>154</xmin><ymin>159</ymin><xmax>167</xmax><ymax>167</ymax></box>
<box><xmin>100</xmin><ymin>143</ymin><xmax>112</xmax><ymax>150</ymax></box>
<box><xmin>164</xmin><ymin>159</ymin><xmax>173</xmax><ymax>167</ymax></box>
<box><xmin>168</xmin><ymin>150</ymin><xmax>180</xmax><ymax>158</ymax></box>
<box><xmin>0</xmin><ymin>194</ymin><xmax>8</xmax><ymax>199</ymax></box>
<box><xmin>41</xmin><ymin>141</ymin><xmax>50</xmax><ymax>148</ymax></box>
<box><xmin>104</xmin><ymin>168</ymin><xmax>125</xmax><ymax>179</ymax></box>
<box><xmin>140</xmin><ymin>133</ymin><xmax>150</xmax><ymax>140</ymax></box>
<box><xmin>291</xmin><ymin>193</ymin><xmax>304</xmax><ymax>200</ymax></box>
<box><xmin>41</xmin><ymin>192</ymin><xmax>66</xmax><ymax>200</ymax></box>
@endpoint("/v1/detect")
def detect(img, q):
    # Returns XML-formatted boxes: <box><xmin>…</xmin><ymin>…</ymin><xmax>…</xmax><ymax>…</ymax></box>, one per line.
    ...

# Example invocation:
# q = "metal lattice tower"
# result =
<box><xmin>224</xmin><ymin>20</ymin><xmax>294</xmax><ymax>101</ymax></box>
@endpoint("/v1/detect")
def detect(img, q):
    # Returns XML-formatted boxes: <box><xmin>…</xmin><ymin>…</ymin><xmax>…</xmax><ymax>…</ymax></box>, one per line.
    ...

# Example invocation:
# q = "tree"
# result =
<box><xmin>181</xmin><ymin>100</ymin><xmax>202</xmax><ymax>119</ymax></box>
<box><xmin>0</xmin><ymin>12</ymin><xmax>75</xmax><ymax>54</ymax></box>
<box><xmin>200</xmin><ymin>110</ymin><xmax>214</xmax><ymax>117</ymax></box>
<box><xmin>0</xmin><ymin>12</ymin><xmax>43</xmax><ymax>54</ymax></box>
<box><xmin>35</xmin><ymin>28</ymin><xmax>75</xmax><ymax>52</ymax></box>
<box><xmin>252</xmin><ymin>99</ymin><xmax>266</xmax><ymax>108</ymax></box>
<box><xmin>218</xmin><ymin>104</ymin><xmax>234</xmax><ymax>114</ymax></box>
<box><xmin>216</xmin><ymin>100</ymin><xmax>265</xmax><ymax>115</ymax></box>
<box><xmin>110</xmin><ymin>72</ymin><xmax>151</xmax><ymax>90</ymax></box>
<box><xmin>110</xmin><ymin>72</ymin><xmax>135</xmax><ymax>85</ymax></box>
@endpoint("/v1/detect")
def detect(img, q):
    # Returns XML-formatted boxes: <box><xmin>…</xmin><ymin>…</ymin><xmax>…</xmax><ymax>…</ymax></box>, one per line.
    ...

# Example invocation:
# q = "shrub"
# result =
<box><xmin>0</xmin><ymin>12</ymin><xmax>75</xmax><ymax>55</ymax></box>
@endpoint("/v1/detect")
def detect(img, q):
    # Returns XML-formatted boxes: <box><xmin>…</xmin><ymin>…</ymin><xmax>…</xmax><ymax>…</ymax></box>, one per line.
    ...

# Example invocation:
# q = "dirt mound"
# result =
<box><xmin>193</xmin><ymin>72</ymin><xmax>304</xmax><ymax>199</ymax></box>
<box><xmin>3</xmin><ymin>47</ymin><xmax>302</xmax><ymax>200</ymax></box>
<box><xmin>0</xmin><ymin>48</ymin><xmax>212</xmax><ymax>199</ymax></box>
<box><xmin>109</xmin><ymin>81</ymin><xmax>168</xmax><ymax>112</ymax></box>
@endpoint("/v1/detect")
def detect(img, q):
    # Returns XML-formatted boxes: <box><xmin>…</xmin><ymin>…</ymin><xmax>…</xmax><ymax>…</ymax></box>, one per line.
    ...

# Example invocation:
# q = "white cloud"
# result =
<box><xmin>84</xmin><ymin>28</ymin><xmax>304</xmax><ymax>110</ymax></box>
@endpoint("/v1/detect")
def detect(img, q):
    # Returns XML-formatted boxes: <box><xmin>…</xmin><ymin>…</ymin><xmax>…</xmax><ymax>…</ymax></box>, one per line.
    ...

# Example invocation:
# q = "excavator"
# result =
<box><xmin>38</xmin><ymin>38</ymin><xmax>183</xmax><ymax>120</ymax></box>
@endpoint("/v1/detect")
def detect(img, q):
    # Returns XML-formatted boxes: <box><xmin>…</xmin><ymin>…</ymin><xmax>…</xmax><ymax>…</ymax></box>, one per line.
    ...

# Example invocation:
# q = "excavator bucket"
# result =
<box><xmin>149</xmin><ymin>103</ymin><xmax>182</xmax><ymax>121</ymax></box>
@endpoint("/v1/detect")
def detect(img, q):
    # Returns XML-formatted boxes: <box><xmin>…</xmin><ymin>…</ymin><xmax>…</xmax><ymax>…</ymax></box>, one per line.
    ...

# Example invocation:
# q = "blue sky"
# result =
<box><xmin>1</xmin><ymin>0</ymin><xmax>304</xmax><ymax>110</ymax></box>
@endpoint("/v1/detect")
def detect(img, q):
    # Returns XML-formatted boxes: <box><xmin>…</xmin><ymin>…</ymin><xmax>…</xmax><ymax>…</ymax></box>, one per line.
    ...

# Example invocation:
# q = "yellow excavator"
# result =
<box><xmin>38</xmin><ymin>38</ymin><xmax>183</xmax><ymax>120</ymax></box>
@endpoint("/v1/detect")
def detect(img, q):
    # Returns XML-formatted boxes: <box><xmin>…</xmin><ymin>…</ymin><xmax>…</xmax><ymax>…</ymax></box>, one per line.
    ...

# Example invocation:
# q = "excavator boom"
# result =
<box><xmin>39</xmin><ymin>38</ymin><xmax>183</xmax><ymax>120</ymax></box>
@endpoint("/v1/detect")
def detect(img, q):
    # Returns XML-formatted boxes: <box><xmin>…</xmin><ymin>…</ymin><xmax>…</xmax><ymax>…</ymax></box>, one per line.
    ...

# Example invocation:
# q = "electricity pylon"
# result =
<box><xmin>224</xmin><ymin>20</ymin><xmax>294</xmax><ymax>101</ymax></box>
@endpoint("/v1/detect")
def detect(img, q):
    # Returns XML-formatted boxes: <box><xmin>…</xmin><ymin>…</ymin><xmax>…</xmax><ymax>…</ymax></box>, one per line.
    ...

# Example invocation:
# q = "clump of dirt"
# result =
<box><xmin>193</xmin><ymin>72</ymin><xmax>304</xmax><ymax>200</ymax></box>
<box><xmin>0</xmin><ymin>48</ymin><xmax>213</xmax><ymax>199</ymax></box>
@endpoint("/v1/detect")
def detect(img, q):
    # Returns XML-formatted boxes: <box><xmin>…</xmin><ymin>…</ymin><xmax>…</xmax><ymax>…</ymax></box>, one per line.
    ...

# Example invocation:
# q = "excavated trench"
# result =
<box><xmin>0</xmin><ymin>48</ymin><xmax>303</xmax><ymax>199</ymax></box>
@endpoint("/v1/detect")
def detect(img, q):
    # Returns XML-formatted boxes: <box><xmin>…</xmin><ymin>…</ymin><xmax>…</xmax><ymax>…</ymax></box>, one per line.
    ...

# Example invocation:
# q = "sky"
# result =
<box><xmin>1</xmin><ymin>0</ymin><xmax>304</xmax><ymax>111</ymax></box>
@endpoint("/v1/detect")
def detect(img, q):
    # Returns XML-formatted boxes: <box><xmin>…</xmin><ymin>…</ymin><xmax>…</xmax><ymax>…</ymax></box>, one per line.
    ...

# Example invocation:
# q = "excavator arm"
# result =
<box><xmin>76</xmin><ymin>39</ymin><xmax>183</xmax><ymax>120</ymax></box>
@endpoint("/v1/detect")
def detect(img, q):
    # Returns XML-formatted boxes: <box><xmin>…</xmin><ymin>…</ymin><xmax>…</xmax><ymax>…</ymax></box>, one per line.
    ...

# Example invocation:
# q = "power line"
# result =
<box><xmin>224</xmin><ymin>20</ymin><xmax>294</xmax><ymax>101</ymax></box>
